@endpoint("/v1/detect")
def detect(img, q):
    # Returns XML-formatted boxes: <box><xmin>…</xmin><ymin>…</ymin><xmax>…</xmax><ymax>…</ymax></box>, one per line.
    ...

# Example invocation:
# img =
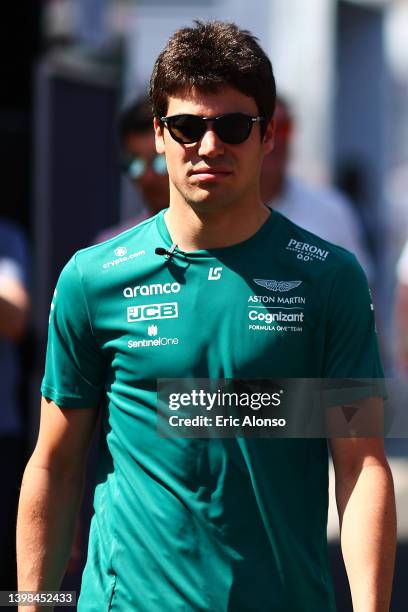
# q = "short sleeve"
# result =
<box><xmin>323</xmin><ymin>255</ymin><xmax>384</xmax><ymax>379</ymax></box>
<box><xmin>41</xmin><ymin>255</ymin><xmax>106</xmax><ymax>407</ymax></box>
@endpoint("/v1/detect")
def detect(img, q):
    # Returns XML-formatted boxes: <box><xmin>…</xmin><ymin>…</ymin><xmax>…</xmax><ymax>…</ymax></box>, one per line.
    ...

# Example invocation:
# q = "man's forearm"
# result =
<box><xmin>337</xmin><ymin>463</ymin><xmax>396</xmax><ymax>612</ymax></box>
<box><xmin>17</xmin><ymin>460</ymin><xmax>83</xmax><ymax>596</ymax></box>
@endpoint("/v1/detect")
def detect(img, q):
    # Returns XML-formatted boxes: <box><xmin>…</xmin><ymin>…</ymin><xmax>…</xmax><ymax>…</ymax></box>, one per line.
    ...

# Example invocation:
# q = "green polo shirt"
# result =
<box><xmin>42</xmin><ymin>209</ymin><xmax>383</xmax><ymax>611</ymax></box>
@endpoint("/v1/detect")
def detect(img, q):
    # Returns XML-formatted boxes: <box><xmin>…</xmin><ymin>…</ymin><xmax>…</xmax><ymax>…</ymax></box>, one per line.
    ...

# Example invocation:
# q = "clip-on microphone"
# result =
<box><xmin>154</xmin><ymin>243</ymin><xmax>178</xmax><ymax>261</ymax></box>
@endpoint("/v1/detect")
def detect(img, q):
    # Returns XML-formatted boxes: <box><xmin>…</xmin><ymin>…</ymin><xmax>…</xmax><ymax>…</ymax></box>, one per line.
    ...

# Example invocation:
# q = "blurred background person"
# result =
<box><xmin>261</xmin><ymin>96</ymin><xmax>373</xmax><ymax>281</ymax></box>
<box><xmin>388</xmin><ymin>164</ymin><xmax>408</xmax><ymax>375</ymax></box>
<box><xmin>0</xmin><ymin>218</ymin><xmax>30</xmax><ymax>591</ymax></box>
<box><xmin>94</xmin><ymin>94</ymin><xmax>169</xmax><ymax>244</ymax></box>
<box><xmin>393</xmin><ymin>241</ymin><xmax>408</xmax><ymax>374</ymax></box>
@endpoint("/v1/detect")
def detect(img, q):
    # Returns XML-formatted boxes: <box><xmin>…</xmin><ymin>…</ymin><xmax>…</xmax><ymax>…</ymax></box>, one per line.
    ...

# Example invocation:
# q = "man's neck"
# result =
<box><xmin>163</xmin><ymin>197</ymin><xmax>271</xmax><ymax>251</ymax></box>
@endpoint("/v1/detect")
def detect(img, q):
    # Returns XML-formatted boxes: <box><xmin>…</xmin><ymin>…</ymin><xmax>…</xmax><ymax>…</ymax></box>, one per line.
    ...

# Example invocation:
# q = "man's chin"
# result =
<box><xmin>184</xmin><ymin>191</ymin><xmax>235</xmax><ymax>213</ymax></box>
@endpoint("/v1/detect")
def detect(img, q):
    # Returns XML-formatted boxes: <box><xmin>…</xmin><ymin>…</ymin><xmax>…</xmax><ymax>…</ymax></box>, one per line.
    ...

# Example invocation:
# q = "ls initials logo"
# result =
<box><xmin>208</xmin><ymin>267</ymin><xmax>223</xmax><ymax>281</ymax></box>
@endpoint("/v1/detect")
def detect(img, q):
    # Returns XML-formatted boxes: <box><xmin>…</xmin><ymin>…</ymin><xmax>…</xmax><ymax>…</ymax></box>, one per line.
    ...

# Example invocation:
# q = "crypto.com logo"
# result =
<box><xmin>114</xmin><ymin>246</ymin><xmax>127</xmax><ymax>257</ymax></box>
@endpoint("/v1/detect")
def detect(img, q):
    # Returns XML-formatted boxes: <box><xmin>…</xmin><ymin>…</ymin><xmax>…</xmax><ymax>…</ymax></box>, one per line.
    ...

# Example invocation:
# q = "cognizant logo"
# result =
<box><xmin>248</xmin><ymin>310</ymin><xmax>304</xmax><ymax>324</ymax></box>
<box><xmin>123</xmin><ymin>283</ymin><xmax>181</xmax><ymax>297</ymax></box>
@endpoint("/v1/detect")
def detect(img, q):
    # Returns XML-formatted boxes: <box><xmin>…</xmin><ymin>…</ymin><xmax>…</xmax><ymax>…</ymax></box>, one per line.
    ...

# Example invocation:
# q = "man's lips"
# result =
<box><xmin>189</xmin><ymin>167</ymin><xmax>233</xmax><ymax>180</ymax></box>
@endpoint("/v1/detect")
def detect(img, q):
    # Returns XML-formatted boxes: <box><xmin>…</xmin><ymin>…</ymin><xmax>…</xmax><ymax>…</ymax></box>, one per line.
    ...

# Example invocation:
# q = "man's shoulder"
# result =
<box><xmin>74</xmin><ymin>214</ymin><xmax>159</xmax><ymax>272</ymax></box>
<box><xmin>53</xmin><ymin>215</ymin><xmax>160</xmax><ymax>301</ymax></box>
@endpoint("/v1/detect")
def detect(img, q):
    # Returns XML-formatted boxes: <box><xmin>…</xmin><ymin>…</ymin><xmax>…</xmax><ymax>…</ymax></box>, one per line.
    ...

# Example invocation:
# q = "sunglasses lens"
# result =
<box><xmin>152</xmin><ymin>154</ymin><xmax>168</xmax><ymax>175</ymax></box>
<box><xmin>167</xmin><ymin>115</ymin><xmax>205</xmax><ymax>144</ymax></box>
<box><xmin>164</xmin><ymin>113</ymin><xmax>259</xmax><ymax>145</ymax></box>
<box><xmin>127</xmin><ymin>158</ymin><xmax>146</xmax><ymax>179</ymax></box>
<box><xmin>216</xmin><ymin>114</ymin><xmax>252</xmax><ymax>144</ymax></box>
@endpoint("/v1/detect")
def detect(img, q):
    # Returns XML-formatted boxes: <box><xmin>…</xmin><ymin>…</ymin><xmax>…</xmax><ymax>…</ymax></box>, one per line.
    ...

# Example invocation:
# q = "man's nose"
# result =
<box><xmin>197</xmin><ymin>128</ymin><xmax>224</xmax><ymax>158</ymax></box>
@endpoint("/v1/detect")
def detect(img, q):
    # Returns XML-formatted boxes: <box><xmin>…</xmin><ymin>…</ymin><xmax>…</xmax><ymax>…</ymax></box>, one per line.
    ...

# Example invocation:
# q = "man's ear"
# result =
<box><xmin>262</xmin><ymin>118</ymin><xmax>275</xmax><ymax>155</ymax></box>
<box><xmin>154</xmin><ymin>117</ymin><xmax>165</xmax><ymax>154</ymax></box>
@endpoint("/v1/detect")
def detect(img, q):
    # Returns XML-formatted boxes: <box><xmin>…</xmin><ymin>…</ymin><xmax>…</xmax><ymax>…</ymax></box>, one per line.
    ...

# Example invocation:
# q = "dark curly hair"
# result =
<box><xmin>149</xmin><ymin>20</ymin><xmax>276</xmax><ymax>133</ymax></box>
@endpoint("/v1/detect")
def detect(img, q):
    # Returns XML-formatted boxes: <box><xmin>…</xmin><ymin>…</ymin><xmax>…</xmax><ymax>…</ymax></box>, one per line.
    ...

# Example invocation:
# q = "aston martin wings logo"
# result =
<box><xmin>254</xmin><ymin>279</ymin><xmax>302</xmax><ymax>292</ymax></box>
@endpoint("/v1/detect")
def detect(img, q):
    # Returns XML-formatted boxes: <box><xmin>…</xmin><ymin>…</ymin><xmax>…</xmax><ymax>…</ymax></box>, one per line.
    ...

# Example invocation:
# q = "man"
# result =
<box><xmin>17</xmin><ymin>20</ymin><xmax>395</xmax><ymax>612</ymax></box>
<box><xmin>261</xmin><ymin>97</ymin><xmax>373</xmax><ymax>281</ymax></box>
<box><xmin>0</xmin><ymin>218</ymin><xmax>29</xmax><ymax>590</ymax></box>
<box><xmin>95</xmin><ymin>94</ymin><xmax>169</xmax><ymax>243</ymax></box>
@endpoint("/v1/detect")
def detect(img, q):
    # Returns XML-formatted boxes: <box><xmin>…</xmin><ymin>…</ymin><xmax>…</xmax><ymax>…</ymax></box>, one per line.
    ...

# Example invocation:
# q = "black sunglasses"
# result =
<box><xmin>160</xmin><ymin>113</ymin><xmax>265</xmax><ymax>145</ymax></box>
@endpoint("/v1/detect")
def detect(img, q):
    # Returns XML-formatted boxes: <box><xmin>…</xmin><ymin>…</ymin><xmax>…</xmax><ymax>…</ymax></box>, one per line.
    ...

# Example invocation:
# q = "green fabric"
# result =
<box><xmin>42</xmin><ymin>210</ymin><xmax>383</xmax><ymax>611</ymax></box>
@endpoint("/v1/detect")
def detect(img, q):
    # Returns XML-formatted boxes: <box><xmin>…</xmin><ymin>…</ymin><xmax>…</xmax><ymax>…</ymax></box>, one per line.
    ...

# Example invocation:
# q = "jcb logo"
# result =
<box><xmin>208</xmin><ymin>267</ymin><xmax>223</xmax><ymax>281</ymax></box>
<box><xmin>127</xmin><ymin>302</ymin><xmax>178</xmax><ymax>322</ymax></box>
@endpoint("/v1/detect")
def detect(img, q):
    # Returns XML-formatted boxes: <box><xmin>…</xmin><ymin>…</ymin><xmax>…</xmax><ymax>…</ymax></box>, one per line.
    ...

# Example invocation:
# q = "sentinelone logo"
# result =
<box><xmin>128</xmin><ymin>321</ymin><xmax>179</xmax><ymax>349</ymax></box>
<box><xmin>128</xmin><ymin>336</ymin><xmax>179</xmax><ymax>348</ymax></box>
<box><xmin>286</xmin><ymin>239</ymin><xmax>329</xmax><ymax>262</ymax></box>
